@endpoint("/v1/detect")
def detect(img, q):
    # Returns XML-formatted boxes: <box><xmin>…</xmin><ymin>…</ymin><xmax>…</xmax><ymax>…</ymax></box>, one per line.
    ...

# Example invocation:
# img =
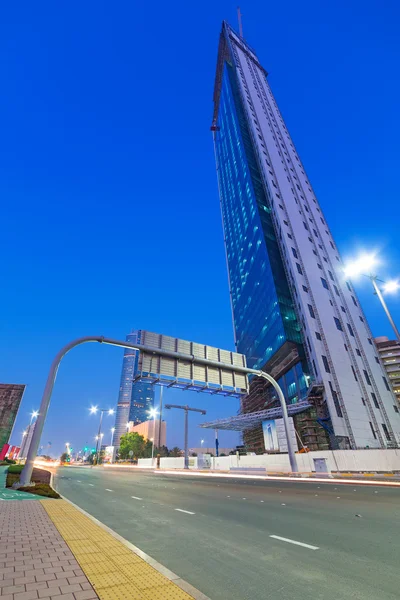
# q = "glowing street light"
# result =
<box><xmin>383</xmin><ymin>280</ymin><xmax>400</xmax><ymax>294</ymax></box>
<box><xmin>30</xmin><ymin>410</ymin><xmax>39</xmax><ymax>425</ymax></box>
<box><xmin>20</xmin><ymin>430</ymin><xmax>27</xmax><ymax>448</ymax></box>
<box><xmin>344</xmin><ymin>253</ymin><xmax>378</xmax><ymax>278</ymax></box>
<box><xmin>344</xmin><ymin>253</ymin><xmax>400</xmax><ymax>343</ymax></box>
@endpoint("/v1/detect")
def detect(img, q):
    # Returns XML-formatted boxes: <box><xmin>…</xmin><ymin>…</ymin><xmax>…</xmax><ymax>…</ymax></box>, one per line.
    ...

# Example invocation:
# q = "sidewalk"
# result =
<box><xmin>0</xmin><ymin>501</ymin><xmax>98</xmax><ymax>600</ymax></box>
<box><xmin>1</xmin><ymin>499</ymin><xmax>202</xmax><ymax>600</ymax></box>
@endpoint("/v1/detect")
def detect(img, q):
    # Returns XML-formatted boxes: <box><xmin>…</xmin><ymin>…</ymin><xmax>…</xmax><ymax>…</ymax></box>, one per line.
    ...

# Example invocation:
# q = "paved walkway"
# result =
<box><xmin>0</xmin><ymin>501</ymin><xmax>98</xmax><ymax>599</ymax></box>
<box><xmin>1</xmin><ymin>499</ymin><xmax>197</xmax><ymax>600</ymax></box>
<box><xmin>42</xmin><ymin>501</ymin><xmax>194</xmax><ymax>600</ymax></box>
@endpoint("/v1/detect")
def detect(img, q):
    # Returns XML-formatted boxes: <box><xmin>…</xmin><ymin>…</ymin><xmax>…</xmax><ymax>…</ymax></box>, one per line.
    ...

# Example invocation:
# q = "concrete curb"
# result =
<box><xmin>51</xmin><ymin>474</ymin><xmax>211</xmax><ymax>600</ymax></box>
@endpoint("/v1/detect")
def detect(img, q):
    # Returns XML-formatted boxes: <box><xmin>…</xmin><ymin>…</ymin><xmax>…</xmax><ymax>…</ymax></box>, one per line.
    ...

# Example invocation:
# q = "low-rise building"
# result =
<box><xmin>127</xmin><ymin>419</ymin><xmax>166</xmax><ymax>448</ymax></box>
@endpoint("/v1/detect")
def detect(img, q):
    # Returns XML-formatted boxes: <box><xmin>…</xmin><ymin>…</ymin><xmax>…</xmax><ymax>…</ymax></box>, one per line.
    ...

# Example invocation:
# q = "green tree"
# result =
<box><xmin>157</xmin><ymin>445</ymin><xmax>169</xmax><ymax>457</ymax></box>
<box><xmin>119</xmin><ymin>432</ymin><xmax>147</xmax><ymax>460</ymax></box>
<box><xmin>60</xmin><ymin>452</ymin><xmax>69</xmax><ymax>463</ymax></box>
<box><xmin>170</xmin><ymin>446</ymin><xmax>182</xmax><ymax>457</ymax></box>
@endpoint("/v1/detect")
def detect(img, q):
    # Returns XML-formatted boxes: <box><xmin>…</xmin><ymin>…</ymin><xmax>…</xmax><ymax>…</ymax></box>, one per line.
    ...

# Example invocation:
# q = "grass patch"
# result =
<box><xmin>18</xmin><ymin>483</ymin><xmax>60</xmax><ymax>499</ymax></box>
<box><xmin>6</xmin><ymin>472</ymin><xmax>20</xmax><ymax>487</ymax></box>
<box><xmin>6</xmin><ymin>466</ymin><xmax>60</xmax><ymax>498</ymax></box>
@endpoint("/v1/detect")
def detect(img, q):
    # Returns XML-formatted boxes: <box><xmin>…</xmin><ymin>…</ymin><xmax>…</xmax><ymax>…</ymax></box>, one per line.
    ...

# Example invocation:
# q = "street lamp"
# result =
<box><xmin>148</xmin><ymin>408</ymin><xmax>158</xmax><ymax>464</ymax></box>
<box><xmin>110</xmin><ymin>427</ymin><xmax>115</xmax><ymax>445</ymax></box>
<box><xmin>89</xmin><ymin>406</ymin><xmax>115</xmax><ymax>464</ymax></box>
<box><xmin>344</xmin><ymin>253</ymin><xmax>400</xmax><ymax>342</ymax></box>
<box><xmin>30</xmin><ymin>410</ymin><xmax>39</xmax><ymax>425</ymax></box>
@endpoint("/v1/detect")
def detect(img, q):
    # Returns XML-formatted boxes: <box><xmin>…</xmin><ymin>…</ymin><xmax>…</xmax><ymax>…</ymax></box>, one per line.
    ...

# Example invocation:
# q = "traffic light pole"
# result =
<box><xmin>19</xmin><ymin>335</ymin><xmax>298</xmax><ymax>487</ymax></box>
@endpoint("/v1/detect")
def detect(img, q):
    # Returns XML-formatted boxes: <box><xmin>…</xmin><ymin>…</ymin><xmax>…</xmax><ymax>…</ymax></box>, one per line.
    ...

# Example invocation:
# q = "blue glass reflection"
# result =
<box><xmin>215</xmin><ymin>63</ymin><xmax>301</xmax><ymax>370</ymax></box>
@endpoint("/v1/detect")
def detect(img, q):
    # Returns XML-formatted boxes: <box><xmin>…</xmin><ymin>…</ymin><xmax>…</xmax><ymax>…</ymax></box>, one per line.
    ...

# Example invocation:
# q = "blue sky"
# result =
<box><xmin>2</xmin><ymin>1</ymin><xmax>400</xmax><ymax>457</ymax></box>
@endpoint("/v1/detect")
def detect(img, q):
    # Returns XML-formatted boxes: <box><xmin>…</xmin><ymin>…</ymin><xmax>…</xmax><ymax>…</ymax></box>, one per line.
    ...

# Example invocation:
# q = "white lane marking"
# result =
<box><xmin>175</xmin><ymin>508</ymin><xmax>195</xmax><ymax>515</ymax></box>
<box><xmin>131</xmin><ymin>496</ymin><xmax>142</xmax><ymax>500</ymax></box>
<box><xmin>105</xmin><ymin>489</ymin><xmax>113</xmax><ymax>492</ymax></box>
<box><xmin>281</xmin><ymin>503</ymin><xmax>286</xmax><ymax>506</ymax></box>
<box><xmin>260</xmin><ymin>500</ymin><xmax>264</xmax><ymax>503</ymax></box>
<box><xmin>270</xmin><ymin>535</ymin><xmax>319</xmax><ymax>550</ymax></box>
<box><xmin>242</xmin><ymin>497</ymin><xmax>247</xmax><ymax>500</ymax></box>
<box><xmin>77</xmin><ymin>480</ymin><xmax>81</xmax><ymax>482</ymax></box>
<box><xmin>88</xmin><ymin>484</ymin><xmax>94</xmax><ymax>486</ymax></box>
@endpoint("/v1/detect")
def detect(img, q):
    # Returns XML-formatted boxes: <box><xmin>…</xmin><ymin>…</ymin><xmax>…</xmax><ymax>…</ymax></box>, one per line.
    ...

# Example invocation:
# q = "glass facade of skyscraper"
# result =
<box><xmin>215</xmin><ymin>62</ymin><xmax>308</xmax><ymax>398</ymax></box>
<box><xmin>129</xmin><ymin>380</ymin><xmax>154</xmax><ymax>424</ymax></box>
<box><xmin>112</xmin><ymin>330</ymin><xmax>155</xmax><ymax>447</ymax></box>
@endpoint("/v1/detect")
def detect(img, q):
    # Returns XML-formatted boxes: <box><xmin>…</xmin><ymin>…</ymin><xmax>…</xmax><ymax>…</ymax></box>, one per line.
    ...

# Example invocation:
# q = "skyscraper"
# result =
<box><xmin>211</xmin><ymin>22</ymin><xmax>400</xmax><ymax>450</ymax></box>
<box><xmin>112</xmin><ymin>330</ymin><xmax>155</xmax><ymax>447</ymax></box>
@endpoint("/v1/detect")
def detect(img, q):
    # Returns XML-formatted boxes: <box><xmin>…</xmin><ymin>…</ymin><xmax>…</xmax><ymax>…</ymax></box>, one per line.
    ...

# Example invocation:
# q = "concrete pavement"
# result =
<box><xmin>0</xmin><ymin>465</ymin><xmax>204</xmax><ymax>600</ymax></box>
<box><xmin>0</xmin><ymin>501</ymin><xmax>99</xmax><ymax>600</ymax></box>
<box><xmin>54</xmin><ymin>466</ymin><xmax>400</xmax><ymax>600</ymax></box>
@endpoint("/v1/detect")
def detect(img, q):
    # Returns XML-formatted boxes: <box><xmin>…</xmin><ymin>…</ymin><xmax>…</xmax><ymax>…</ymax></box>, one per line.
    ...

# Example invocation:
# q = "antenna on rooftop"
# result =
<box><xmin>237</xmin><ymin>6</ymin><xmax>244</xmax><ymax>38</ymax></box>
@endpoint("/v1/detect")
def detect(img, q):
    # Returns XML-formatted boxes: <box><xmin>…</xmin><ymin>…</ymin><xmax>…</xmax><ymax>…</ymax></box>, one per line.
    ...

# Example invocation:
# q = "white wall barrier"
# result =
<box><xmin>210</xmin><ymin>449</ymin><xmax>400</xmax><ymax>473</ymax></box>
<box><xmin>137</xmin><ymin>449</ymin><xmax>400</xmax><ymax>472</ymax></box>
<box><xmin>137</xmin><ymin>458</ymin><xmax>154</xmax><ymax>468</ymax></box>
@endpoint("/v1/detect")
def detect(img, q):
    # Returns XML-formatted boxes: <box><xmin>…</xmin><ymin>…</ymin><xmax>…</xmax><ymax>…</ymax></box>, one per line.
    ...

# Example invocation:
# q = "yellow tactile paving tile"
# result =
<box><xmin>96</xmin><ymin>584</ymin><xmax>146</xmax><ymax>600</ymax></box>
<box><xmin>41</xmin><ymin>500</ymin><xmax>194</xmax><ymax>600</ymax></box>
<box><xmin>144</xmin><ymin>583</ymin><xmax>197</xmax><ymax>600</ymax></box>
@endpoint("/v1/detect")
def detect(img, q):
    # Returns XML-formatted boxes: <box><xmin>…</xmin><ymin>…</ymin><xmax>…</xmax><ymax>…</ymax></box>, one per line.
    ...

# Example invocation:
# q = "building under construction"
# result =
<box><xmin>206</xmin><ymin>21</ymin><xmax>400</xmax><ymax>451</ymax></box>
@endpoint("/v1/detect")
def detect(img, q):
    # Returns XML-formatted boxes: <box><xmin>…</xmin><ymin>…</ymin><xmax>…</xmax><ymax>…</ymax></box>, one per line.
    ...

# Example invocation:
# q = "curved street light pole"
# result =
<box><xmin>20</xmin><ymin>335</ymin><xmax>298</xmax><ymax>486</ymax></box>
<box><xmin>256</xmin><ymin>371</ymin><xmax>298</xmax><ymax>474</ymax></box>
<box><xmin>370</xmin><ymin>277</ymin><xmax>400</xmax><ymax>343</ymax></box>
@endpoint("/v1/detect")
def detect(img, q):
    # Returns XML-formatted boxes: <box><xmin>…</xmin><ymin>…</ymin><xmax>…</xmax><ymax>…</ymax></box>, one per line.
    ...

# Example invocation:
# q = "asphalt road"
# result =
<box><xmin>54</xmin><ymin>467</ymin><xmax>400</xmax><ymax>600</ymax></box>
